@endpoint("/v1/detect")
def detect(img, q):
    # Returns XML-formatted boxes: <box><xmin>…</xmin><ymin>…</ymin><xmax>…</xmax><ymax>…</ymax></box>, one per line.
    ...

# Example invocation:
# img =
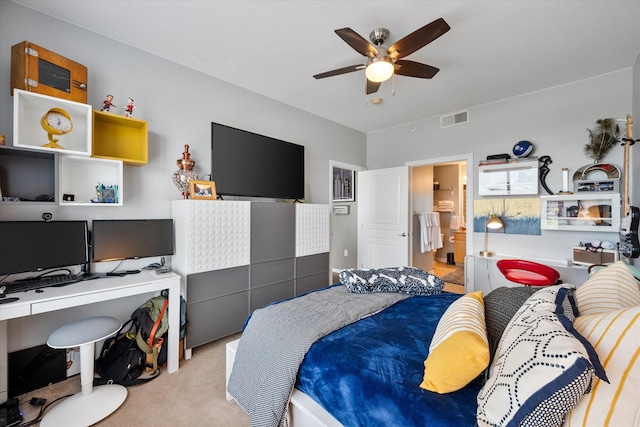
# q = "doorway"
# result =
<box><xmin>408</xmin><ymin>153</ymin><xmax>473</xmax><ymax>291</ymax></box>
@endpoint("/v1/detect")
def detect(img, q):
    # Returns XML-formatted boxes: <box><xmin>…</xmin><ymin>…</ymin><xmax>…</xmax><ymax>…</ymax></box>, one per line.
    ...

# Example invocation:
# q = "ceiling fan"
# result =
<box><xmin>313</xmin><ymin>18</ymin><xmax>450</xmax><ymax>95</ymax></box>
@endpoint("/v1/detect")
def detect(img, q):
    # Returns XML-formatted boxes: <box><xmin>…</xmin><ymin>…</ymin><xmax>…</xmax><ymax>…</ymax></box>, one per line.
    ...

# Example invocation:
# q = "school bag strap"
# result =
<box><xmin>147</xmin><ymin>297</ymin><xmax>168</xmax><ymax>348</ymax></box>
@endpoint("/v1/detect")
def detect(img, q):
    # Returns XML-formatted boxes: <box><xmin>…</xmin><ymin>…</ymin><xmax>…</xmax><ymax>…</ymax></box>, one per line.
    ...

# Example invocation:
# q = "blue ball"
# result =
<box><xmin>513</xmin><ymin>140</ymin><xmax>533</xmax><ymax>157</ymax></box>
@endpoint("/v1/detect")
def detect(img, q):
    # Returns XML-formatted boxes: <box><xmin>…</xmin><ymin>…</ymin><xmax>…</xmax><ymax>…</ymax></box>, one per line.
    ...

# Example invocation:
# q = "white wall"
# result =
<box><xmin>368</xmin><ymin>70</ymin><xmax>632</xmax><ymax>261</ymax></box>
<box><xmin>329</xmin><ymin>161</ymin><xmax>364</xmax><ymax>271</ymax></box>
<box><xmin>0</xmin><ymin>2</ymin><xmax>366</xmax><ymax>350</ymax></box>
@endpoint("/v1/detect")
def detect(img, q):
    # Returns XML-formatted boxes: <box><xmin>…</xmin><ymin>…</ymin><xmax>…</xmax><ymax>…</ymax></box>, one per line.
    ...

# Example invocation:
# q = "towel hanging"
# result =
<box><xmin>450</xmin><ymin>214</ymin><xmax>459</xmax><ymax>230</ymax></box>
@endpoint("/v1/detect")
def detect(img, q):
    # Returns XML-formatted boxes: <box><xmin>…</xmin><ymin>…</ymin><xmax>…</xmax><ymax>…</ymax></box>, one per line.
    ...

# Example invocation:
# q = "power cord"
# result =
<box><xmin>18</xmin><ymin>393</ymin><xmax>73</xmax><ymax>427</ymax></box>
<box><xmin>108</xmin><ymin>260</ymin><xmax>126</xmax><ymax>274</ymax></box>
<box><xmin>486</xmin><ymin>258</ymin><xmax>494</xmax><ymax>292</ymax></box>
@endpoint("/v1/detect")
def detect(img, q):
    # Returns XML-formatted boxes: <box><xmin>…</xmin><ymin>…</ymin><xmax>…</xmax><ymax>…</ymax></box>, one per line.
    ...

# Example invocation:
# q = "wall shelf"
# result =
<box><xmin>0</xmin><ymin>145</ymin><xmax>57</xmax><ymax>204</ymax></box>
<box><xmin>478</xmin><ymin>158</ymin><xmax>538</xmax><ymax>196</ymax></box>
<box><xmin>58</xmin><ymin>156</ymin><xmax>123</xmax><ymax>206</ymax></box>
<box><xmin>9</xmin><ymin>94</ymin><xmax>141</xmax><ymax>205</ymax></box>
<box><xmin>92</xmin><ymin>110</ymin><xmax>148</xmax><ymax>166</ymax></box>
<box><xmin>13</xmin><ymin>89</ymin><xmax>92</xmax><ymax>156</ymax></box>
<box><xmin>540</xmin><ymin>193</ymin><xmax>620</xmax><ymax>232</ymax></box>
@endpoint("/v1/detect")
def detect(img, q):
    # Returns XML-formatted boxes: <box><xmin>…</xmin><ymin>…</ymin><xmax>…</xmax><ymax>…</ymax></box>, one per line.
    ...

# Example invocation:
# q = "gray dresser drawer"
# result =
<box><xmin>186</xmin><ymin>291</ymin><xmax>249</xmax><ymax>348</ymax></box>
<box><xmin>187</xmin><ymin>266</ymin><xmax>249</xmax><ymax>302</ymax></box>
<box><xmin>251</xmin><ymin>258</ymin><xmax>294</xmax><ymax>288</ymax></box>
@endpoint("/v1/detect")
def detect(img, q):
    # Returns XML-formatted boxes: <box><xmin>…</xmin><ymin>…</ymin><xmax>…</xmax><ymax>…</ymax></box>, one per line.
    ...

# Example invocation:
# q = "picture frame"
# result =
<box><xmin>333</xmin><ymin>167</ymin><xmax>355</xmax><ymax>202</ymax></box>
<box><xmin>189</xmin><ymin>180</ymin><xmax>217</xmax><ymax>200</ymax></box>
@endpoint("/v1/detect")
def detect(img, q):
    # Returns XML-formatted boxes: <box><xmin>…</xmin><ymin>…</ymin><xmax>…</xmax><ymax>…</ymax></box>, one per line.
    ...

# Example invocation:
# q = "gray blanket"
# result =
<box><xmin>227</xmin><ymin>286</ymin><xmax>410</xmax><ymax>427</ymax></box>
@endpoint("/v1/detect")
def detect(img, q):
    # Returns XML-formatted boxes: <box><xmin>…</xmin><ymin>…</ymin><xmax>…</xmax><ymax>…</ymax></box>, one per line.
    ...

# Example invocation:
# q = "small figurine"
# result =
<box><xmin>101</xmin><ymin>94</ymin><xmax>117</xmax><ymax>112</ymax></box>
<box><xmin>124</xmin><ymin>98</ymin><xmax>134</xmax><ymax>117</ymax></box>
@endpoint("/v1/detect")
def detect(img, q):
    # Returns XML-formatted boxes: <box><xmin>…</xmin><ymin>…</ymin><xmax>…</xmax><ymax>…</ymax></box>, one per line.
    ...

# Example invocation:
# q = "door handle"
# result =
<box><xmin>398</xmin><ymin>233</ymin><xmax>407</xmax><ymax>237</ymax></box>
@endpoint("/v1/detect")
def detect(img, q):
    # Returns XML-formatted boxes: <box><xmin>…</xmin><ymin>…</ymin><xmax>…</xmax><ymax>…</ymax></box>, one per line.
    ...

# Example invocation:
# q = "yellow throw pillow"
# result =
<box><xmin>575</xmin><ymin>261</ymin><xmax>640</xmax><ymax>315</ymax></box>
<box><xmin>565</xmin><ymin>306</ymin><xmax>640</xmax><ymax>426</ymax></box>
<box><xmin>420</xmin><ymin>291</ymin><xmax>489</xmax><ymax>393</ymax></box>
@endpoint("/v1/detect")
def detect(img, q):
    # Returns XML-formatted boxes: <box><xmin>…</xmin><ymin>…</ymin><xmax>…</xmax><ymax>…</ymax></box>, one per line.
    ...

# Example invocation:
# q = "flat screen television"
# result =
<box><xmin>92</xmin><ymin>219</ymin><xmax>174</xmax><ymax>262</ymax></box>
<box><xmin>211</xmin><ymin>122</ymin><xmax>305</xmax><ymax>199</ymax></box>
<box><xmin>0</xmin><ymin>221</ymin><xmax>89</xmax><ymax>276</ymax></box>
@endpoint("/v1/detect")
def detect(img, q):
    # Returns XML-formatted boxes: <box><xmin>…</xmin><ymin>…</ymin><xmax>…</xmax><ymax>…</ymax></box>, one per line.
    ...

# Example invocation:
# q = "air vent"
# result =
<box><xmin>440</xmin><ymin>109</ymin><xmax>469</xmax><ymax>128</ymax></box>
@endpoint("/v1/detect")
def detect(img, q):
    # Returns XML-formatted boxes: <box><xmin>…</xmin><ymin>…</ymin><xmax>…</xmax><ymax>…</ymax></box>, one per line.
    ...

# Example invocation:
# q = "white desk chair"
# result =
<box><xmin>40</xmin><ymin>316</ymin><xmax>127</xmax><ymax>427</ymax></box>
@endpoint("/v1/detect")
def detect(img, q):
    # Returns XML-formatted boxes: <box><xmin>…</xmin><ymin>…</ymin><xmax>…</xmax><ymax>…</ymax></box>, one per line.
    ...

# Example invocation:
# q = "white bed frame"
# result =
<box><xmin>225</xmin><ymin>339</ymin><xmax>343</xmax><ymax>427</ymax></box>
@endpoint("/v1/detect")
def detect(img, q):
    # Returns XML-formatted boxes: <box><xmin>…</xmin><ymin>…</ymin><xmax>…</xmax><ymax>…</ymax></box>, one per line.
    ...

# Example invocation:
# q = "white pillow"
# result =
<box><xmin>477</xmin><ymin>285</ymin><xmax>606</xmax><ymax>427</ymax></box>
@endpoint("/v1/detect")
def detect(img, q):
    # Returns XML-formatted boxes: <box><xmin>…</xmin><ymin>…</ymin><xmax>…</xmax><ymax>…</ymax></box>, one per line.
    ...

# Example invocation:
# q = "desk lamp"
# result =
<box><xmin>480</xmin><ymin>214</ymin><xmax>503</xmax><ymax>257</ymax></box>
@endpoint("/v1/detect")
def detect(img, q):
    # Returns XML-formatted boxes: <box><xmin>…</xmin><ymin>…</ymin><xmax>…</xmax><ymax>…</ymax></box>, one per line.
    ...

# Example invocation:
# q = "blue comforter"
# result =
<box><xmin>295</xmin><ymin>292</ymin><xmax>483</xmax><ymax>427</ymax></box>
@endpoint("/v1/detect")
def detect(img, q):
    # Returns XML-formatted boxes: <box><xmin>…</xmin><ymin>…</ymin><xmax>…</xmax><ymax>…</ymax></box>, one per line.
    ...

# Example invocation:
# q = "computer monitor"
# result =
<box><xmin>0</xmin><ymin>221</ymin><xmax>89</xmax><ymax>276</ymax></box>
<box><xmin>91</xmin><ymin>219</ymin><xmax>174</xmax><ymax>262</ymax></box>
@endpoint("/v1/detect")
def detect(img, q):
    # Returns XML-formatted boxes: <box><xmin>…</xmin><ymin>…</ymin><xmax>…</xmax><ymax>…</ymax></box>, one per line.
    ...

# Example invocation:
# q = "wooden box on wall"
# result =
<box><xmin>11</xmin><ymin>41</ymin><xmax>88</xmax><ymax>103</ymax></box>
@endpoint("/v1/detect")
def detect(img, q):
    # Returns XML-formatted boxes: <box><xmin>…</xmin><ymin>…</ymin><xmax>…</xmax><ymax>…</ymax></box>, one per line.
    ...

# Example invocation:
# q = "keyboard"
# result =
<box><xmin>3</xmin><ymin>274</ymin><xmax>82</xmax><ymax>295</ymax></box>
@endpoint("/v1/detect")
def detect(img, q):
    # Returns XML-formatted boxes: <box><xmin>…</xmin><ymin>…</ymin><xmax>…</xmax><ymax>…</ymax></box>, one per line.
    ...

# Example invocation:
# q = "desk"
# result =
<box><xmin>0</xmin><ymin>271</ymin><xmax>181</xmax><ymax>401</ymax></box>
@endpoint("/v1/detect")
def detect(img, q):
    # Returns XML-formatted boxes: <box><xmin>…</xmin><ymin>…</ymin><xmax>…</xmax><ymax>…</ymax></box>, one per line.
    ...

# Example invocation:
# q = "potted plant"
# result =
<box><xmin>584</xmin><ymin>118</ymin><xmax>621</xmax><ymax>163</ymax></box>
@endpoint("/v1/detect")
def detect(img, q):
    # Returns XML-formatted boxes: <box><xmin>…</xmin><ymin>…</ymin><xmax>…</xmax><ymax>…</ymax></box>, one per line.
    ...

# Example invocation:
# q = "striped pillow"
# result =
<box><xmin>420</xmin><ymin>291</ymin><xmax>489</xmax><ymax>393</ymax></box>
<box><xmin>575</xmin><ymin>261</ymin><xmax>640</xmax><ymax>315</ymax></box>
<box><xmin>564</xmin><ymin>306</ymin><xmax>640</xmax><ymax>426</ymax></box>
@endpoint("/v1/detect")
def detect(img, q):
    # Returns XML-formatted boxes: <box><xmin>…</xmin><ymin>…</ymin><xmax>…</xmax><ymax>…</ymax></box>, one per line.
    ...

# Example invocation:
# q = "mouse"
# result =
<box><xmin>0</xmin><ymin>297</ymin><xmax>19</xmax><ymax>304</ymax></box>
<box><xmin>36</xmin><ymin>289</ymin><xmax>44</xmax><ymax>293</ymax></box>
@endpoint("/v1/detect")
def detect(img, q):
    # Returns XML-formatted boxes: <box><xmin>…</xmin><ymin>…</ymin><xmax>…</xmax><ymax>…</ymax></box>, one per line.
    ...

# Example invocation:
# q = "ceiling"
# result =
<box><xmin>12</xmin><ymin>0</ymin><xmax>640</xmax><ymax>134</ymax></box>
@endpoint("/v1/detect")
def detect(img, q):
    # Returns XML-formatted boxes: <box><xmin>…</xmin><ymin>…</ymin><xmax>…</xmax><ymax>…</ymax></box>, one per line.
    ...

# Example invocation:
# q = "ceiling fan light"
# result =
<box><xmin>365</xmin><ymin>58</ymin><xmax>394</xmax><ymax>83</ymax></box>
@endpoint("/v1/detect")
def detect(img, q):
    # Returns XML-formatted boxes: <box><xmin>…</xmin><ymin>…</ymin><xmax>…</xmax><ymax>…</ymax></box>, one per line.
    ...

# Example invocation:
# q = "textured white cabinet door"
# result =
<box><xmin>296</xmin><ymin>203</ymin><xmax>330</xmax><ymax>257</ymax></box>
<box><xmin>172</xmin><ymin>200</ymin><xmax>251</xmax><ymax>274</ymax></box>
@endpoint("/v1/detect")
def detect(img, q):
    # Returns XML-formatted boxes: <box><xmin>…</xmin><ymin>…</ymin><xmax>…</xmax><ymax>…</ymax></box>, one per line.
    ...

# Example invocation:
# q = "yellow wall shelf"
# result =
<box><xmin>92</xmin><ymin>110</ymin><xmax>148</xmax><ymax>166</ymax></box>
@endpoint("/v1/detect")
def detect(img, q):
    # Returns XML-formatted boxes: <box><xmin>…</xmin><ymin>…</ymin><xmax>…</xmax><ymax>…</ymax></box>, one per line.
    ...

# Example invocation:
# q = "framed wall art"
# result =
<box><xmin>333</xmin><ymin>167</ymin><xmax>355</xmax><ymax>202</ymax></box>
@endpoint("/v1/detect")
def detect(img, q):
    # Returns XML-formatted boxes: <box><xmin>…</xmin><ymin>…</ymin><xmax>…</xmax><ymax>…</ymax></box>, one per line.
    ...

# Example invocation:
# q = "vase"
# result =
<box><xmin>172</xmin><ymin>144</ymin><xmax>197</xmax><ymax>199</ymax></box>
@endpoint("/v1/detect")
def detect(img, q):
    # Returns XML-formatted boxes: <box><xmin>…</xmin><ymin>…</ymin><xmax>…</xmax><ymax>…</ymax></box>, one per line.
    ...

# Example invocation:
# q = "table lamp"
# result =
<box><xmin>480</xmin><ymin>214</ymin><xmax>503</xmax><ymax>257</ymax></box>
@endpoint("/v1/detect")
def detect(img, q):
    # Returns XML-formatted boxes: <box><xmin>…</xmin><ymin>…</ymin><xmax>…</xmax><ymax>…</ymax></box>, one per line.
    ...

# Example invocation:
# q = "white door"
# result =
<box><xmin>357</xmin><ymin>166</ymin><xmax>409</xmax><ymax>268</ymax></box>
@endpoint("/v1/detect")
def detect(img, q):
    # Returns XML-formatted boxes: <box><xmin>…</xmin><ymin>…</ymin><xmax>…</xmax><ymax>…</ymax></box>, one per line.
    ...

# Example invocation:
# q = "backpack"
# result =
<box><xmin>95</xmin><ymin>293</ymin><xmax>185</xmax><ymax>386</ymax></box>
<box><xmin>94</xmin><ymin>319</ymin><xmax>160</xmax><ymax>386</ymax></box>
<box><xmin>131</xmin><ymin>295</ymin><xmax>169</xmax><ymax>370</ymax></box>
<box><xmin>131</xmin><ymin>292</ymin><xmax>187</xmax><ymax>367</ymax></box>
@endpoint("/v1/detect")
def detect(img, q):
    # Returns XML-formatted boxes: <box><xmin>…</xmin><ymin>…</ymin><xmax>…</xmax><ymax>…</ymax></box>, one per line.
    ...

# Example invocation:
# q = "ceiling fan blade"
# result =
<box><xmin>394</xmin><ymin>60</ymin><xmax>440</xmax><ymax>79</ymax></box>
<box><xmin>335</xmin><ymin>28</ymin><xmax>378</xmax><ymax>57</ymax></box>
<box><xmin>366</xmin><ymin>79</ymin><xmax>381</xmax><ymax>95</ymax></box>
<box><xmin>387</xmin><ymin>18</ymin><xmax>450</xmax><ymax>60</ymax></box>
<box><xmin>313</xmin><ymin>64</ymin><xmax>365</xmax><ymax>79</ymax></box>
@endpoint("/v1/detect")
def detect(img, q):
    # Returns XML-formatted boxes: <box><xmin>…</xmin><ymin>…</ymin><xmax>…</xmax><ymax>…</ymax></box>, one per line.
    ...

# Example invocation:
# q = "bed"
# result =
<box><xmin>226</xmin><ymin>262</ymin><xmax>640</xmax><ymax>427</ymax></box>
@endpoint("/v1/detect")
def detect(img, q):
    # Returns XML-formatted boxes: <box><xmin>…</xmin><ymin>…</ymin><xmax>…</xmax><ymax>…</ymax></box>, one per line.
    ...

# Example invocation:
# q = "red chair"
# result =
<box><xmin>496</xmin><ymin>259</ymin><xmax>561</xmax><ymax>287</ymax></box>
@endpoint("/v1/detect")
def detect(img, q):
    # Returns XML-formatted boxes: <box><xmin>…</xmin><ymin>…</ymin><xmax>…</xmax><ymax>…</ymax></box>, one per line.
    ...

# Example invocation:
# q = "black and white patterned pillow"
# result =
<box><xmin>477</xmin><ymin>285</ymin><xmax>607</xmax><ymax>427</ymax></box>
<box><xmin>339</xmin><ymin>266</ymin><xmax>444</xmax><ymax>295</ymax></box>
